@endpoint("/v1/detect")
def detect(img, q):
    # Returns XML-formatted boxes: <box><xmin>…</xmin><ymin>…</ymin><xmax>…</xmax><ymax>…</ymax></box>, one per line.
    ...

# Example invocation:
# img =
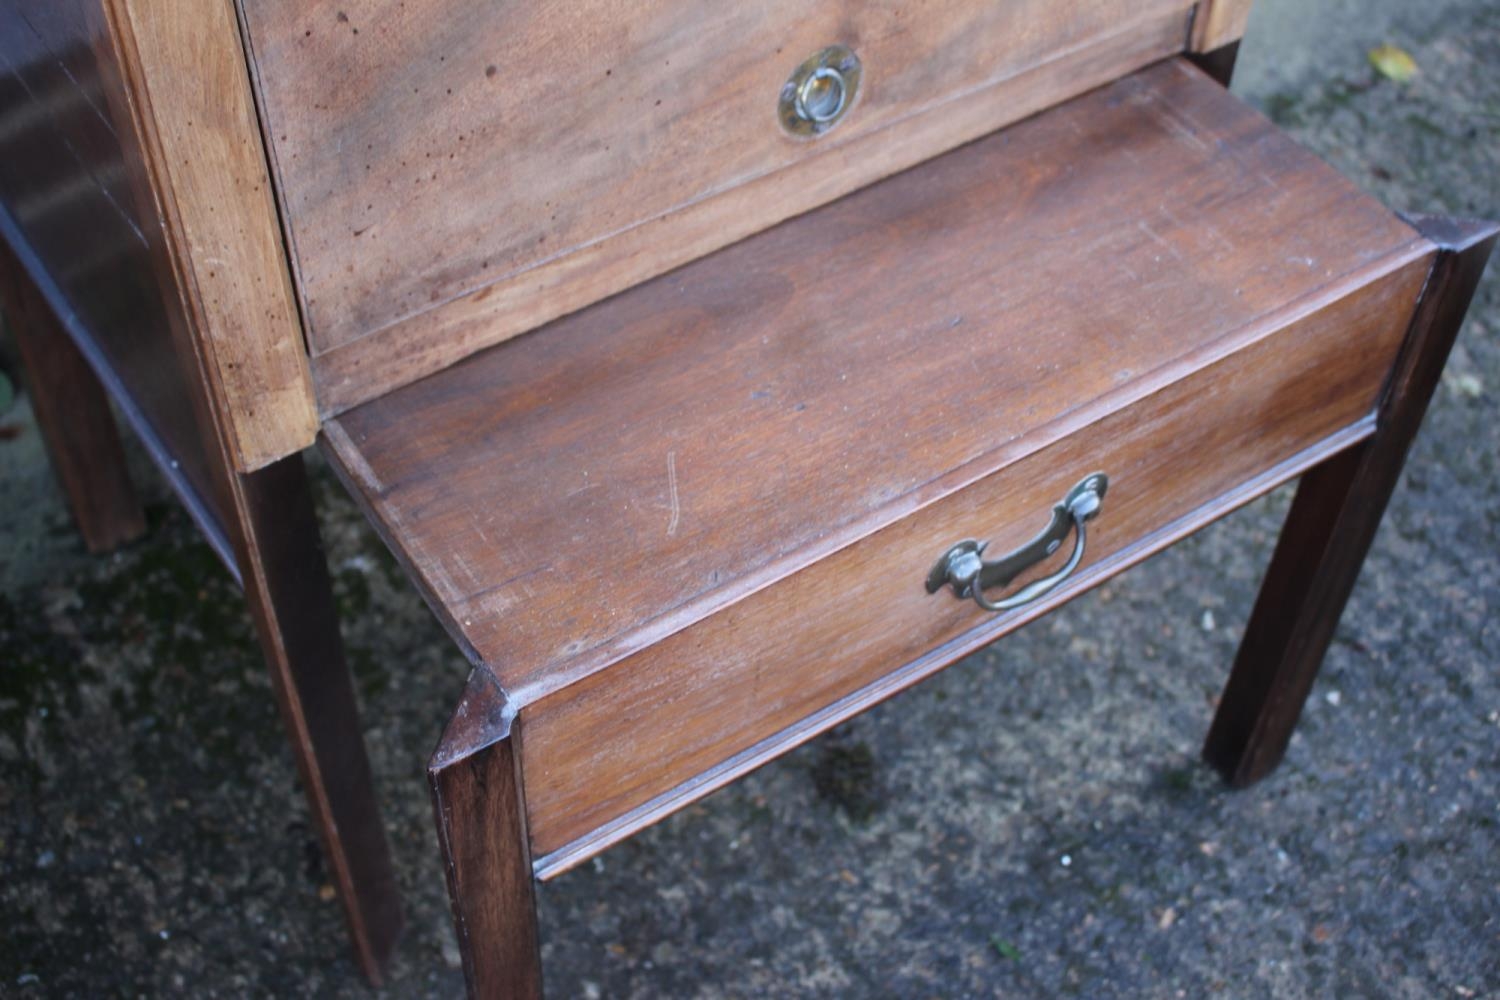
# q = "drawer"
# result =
<box><xmin>519</xmin><ymin>256</ymin><xmax>1426</xmax><ymax>866</ymax></box>
<box><xmin>242</xmin><ymin>0</ymin><xmax>1198</xmax><ymax>412</ymax></box>
<box><xmin>321</xmin><ymin>61</ymin><xmax>1432</xmax><ymax>876</ymax></box>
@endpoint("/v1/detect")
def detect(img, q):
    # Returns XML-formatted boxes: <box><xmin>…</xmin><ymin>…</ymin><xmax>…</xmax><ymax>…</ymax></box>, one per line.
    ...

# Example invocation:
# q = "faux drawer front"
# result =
<box><xmin>521</xmin><ymin>254</ymin><xmax>1430</xmax><ymax>867</ymax></box>
<box><xmin>242</xmin><ymin>0</ymin><xmax>1195</xmax><ymax>412</ymax></box>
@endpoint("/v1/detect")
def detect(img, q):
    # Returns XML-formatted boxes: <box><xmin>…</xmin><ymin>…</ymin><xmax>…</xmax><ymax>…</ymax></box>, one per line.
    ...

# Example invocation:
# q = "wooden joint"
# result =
<box><xmin>1189</xmin><ymin>0</ymin><xmax>1254</xmax><ymax>54</ymax></box>
<box><xmin>430</xmin><ymin>666</ymin><xmax>517</xmax><ymax>774</ymax></box>
<box><xmin>429</xmin><ymin>668</ymin><xmax>544</xmax><ymax>999</ymax></box>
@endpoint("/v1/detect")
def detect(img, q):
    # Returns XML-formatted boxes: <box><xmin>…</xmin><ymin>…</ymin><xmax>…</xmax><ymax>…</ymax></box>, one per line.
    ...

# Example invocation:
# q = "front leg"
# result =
<box><xmin>1204</xmin><ymin>215</ymin><xmax>1497</xmax><ymax>786</ymax></box>
<box><xmin>431</xmin><ymin>668</ymin><xmax>544</xmax><ymax>999</ymax></box>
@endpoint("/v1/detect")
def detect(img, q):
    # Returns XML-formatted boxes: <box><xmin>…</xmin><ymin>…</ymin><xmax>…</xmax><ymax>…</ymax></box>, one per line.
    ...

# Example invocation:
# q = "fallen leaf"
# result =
<box><xmin>1369</xmin><ymin>44</ymin><xmax>1418</xmax><ymax>83</ymax></box>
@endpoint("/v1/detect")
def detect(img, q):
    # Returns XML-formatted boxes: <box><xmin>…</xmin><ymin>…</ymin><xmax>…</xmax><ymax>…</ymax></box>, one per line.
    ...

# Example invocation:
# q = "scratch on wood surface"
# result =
<box><xmin>666</xmin><ymin>451</ymin><xmax>681</xmax><ymax>537</ymax></box>
<box><xmin>1138</xmin><ymin>90</ymin><xmax>1211</xmax><ymax>155</ymax></box>
<box><xmin>469</xmin><ymin>513</ymin><xmax>491</xmax><ymax>546</ymax></box>
<box><xmin>453</xmin><ymin>550</ymin><xmax>480</xmax><ymax>590</ymax></box>
<box><xmin>1136</xmin><ymin>219</ymin><xmax>1185</xmax><ymax>262</ymax></box>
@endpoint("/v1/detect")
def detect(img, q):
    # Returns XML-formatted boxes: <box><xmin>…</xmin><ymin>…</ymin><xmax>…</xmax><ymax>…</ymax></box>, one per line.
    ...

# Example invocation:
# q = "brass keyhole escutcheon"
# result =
<box><xmin>780</xmin><ymin>45</ymin><xmax>861</xmax><ymax>137</ymax></box>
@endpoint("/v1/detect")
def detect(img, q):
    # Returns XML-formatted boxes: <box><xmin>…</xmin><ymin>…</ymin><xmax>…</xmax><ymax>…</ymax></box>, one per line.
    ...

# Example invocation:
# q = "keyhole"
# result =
<box><xmin>796</xmin><ymin>68</ymin><xmax>846</xmax><ymax>123</ymax></box>
<box><xmin>779</xmin><ymin>46</ymin><xmax>861</xmax><ymax>137</ymax></box>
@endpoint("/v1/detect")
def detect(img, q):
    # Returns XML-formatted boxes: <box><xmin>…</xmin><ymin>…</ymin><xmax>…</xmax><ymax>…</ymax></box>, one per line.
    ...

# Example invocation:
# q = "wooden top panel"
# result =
<box><xmin>325</xmin><ymin>60</ymin><xmax>1419</xmax><ymax>704</ymax></box>
<box><xmin>242</xmin><ymin>0</ymin><xmax>1197</xmax><ymax>411</ymax></box>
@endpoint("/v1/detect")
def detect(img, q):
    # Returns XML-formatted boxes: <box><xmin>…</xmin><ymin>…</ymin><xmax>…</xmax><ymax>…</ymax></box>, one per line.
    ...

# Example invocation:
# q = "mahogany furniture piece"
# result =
<box><xmin>2</xmin><ymin>1</ymin><xmax>1493</xmax><ymax>995</ymax></box>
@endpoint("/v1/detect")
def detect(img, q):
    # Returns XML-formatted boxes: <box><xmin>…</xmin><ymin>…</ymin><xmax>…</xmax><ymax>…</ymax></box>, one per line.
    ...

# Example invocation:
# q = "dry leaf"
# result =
<box><xmin>1369</xmin><ymin>44</ymin><xmax>1419</xmax><ymax>83</ymax></box>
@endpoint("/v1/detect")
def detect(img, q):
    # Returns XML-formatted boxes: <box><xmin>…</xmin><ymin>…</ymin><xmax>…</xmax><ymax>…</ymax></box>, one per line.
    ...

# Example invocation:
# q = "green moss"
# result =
<box><xmin>990</xmin><ymin>936</ymin><xmax>1022</xmax><ymax>962</ymax></box>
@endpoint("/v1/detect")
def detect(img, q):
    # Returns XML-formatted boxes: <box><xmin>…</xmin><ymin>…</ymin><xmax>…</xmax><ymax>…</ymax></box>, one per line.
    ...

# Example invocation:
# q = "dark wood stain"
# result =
<box><xmin>1203</xmin><ymin>216</ymin><xmax>1499</xmax><ymax>786</ymax></box>
<box><xmin>1</xmin><ymin>1</ymin><xmax>403</xmax><ymax>981</ymax></box>
<box><xmin>429</xmin><ymin>669</ymin><xmax>543</xmax><ymax>999</ymax></box>
<box><xmin>1</xmin><ymin>236</ymin><xmax>145</xmax><ymax>552</ymax></box>
<box><xmin>0</xmin><ymin>0</ymin><xmax>221</xmax><ymax>518</ymax></box>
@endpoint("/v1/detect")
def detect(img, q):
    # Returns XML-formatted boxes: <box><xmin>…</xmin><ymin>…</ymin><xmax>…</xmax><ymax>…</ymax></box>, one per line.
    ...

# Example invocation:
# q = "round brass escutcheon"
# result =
<box><xmin>779</xmin><ymin>45</ymin><xmax>861</xmax><ymax>136</ymax></box>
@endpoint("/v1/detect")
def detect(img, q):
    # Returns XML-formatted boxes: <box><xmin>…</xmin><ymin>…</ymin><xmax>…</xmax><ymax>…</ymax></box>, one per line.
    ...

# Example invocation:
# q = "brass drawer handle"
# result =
<box><xmin>926</xmin><ymin>473</ymin><xmax>1109</xmax><ymax>613</ymax></box>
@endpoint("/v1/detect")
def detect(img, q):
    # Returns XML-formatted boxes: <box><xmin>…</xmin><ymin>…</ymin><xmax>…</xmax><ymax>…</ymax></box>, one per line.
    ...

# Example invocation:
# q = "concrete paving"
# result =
<box><xmin>3</xmin><ymin>1</ymin><xmax>1497</xmax><ymax>996</ymax></box>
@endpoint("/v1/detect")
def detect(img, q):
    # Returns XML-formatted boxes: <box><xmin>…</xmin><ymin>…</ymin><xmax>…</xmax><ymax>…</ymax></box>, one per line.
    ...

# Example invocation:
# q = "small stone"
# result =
<box><xmin>1446</xmin><ymin>371</ymin><xmax>1483</xmax><ymax>398</ymax></box>
<box><xmin>1325</xmin><ymin>690</ymin><xmax>1342</xmax><ymax>707</ymax></box>
<box><xmin>1060</xmin><ymin>854</ymin><xmax>1072</xmax><ymax>868</ymax></box>
<box><xmin>1157</xmin><ymin>906</ymin><xmax>1177</xmax><ymax>930</ymax></box>
<box><xmin>1201</xmin><ymin>610</ymin><xmax>1216</xmax><ymax>632</ymax></box>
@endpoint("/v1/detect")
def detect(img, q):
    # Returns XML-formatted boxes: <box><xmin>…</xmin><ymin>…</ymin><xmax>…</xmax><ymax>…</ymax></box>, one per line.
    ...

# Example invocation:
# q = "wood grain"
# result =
<box><xmin>326</xmin><ymin>61</ymin><xmax>1420</xmax><ymax>709</ymax></box>
<box><xmin>3</xmin><ymin>4</ymin><xmax>402</xmax><ymax>978</ymax></box>
<box><xmin>103</xmin><ymin>0</ymin><xmax>316</xmax><ymax>472</ymax></box>
<box><xmin>242</xmin><ymin>0</ymin><xmax>1200</xmax><ymax>414</ymax></box>
<box><xmin>231</xmin><ymin>454</ymin><xmax>406</xmax><ymax>982</ymax></box>
<box><xmin>520</xmin><ymin>254</ymin><xmax>1428</xmax><ymax>858</ymax></box>
<box><xmin>1190</xmin><ymin>0</ymin><xmax>1256</xmax><ymax>53</ymax></box>
<box><xmin>430</xmin><ymin>670</ymin><xmax>543</xmax><ymax>1000</ymax></box>
<box><xmin>1203</xmin><ymin>215</ymin><xmax>1498</xmax><ymax>786</ymax></box>
<box><xmin>529</xmin><ymin>420</ymin><xmax>1380</xmax><ymax>879</ymax></box>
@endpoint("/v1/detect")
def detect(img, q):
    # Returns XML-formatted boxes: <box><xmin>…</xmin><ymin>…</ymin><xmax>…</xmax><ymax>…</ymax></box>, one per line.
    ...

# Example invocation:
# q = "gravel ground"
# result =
<box><xmin>3</xmin><ymin>2</ymin><xmax>1498</xmax><ymax>996</ymax></box>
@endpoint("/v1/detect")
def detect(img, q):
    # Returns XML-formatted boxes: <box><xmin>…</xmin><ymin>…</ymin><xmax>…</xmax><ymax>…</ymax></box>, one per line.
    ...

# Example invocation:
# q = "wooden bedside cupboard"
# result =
<box><xmin>1</xmin><ymin>1</ymin><xmax>1493</xmax><ymax>995</ymax></box>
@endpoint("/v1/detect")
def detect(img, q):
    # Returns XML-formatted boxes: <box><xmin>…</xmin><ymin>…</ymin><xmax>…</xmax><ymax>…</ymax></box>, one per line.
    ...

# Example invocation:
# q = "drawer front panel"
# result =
<box><xmin>520</xmin><ymin>254</ymin><xmax>1430</xmax><ymax>862</ymax></box>
<box><xmin>240</xmin><ymin>0</ymin><xmax>1194</xmax><ymax>411</ymax></box>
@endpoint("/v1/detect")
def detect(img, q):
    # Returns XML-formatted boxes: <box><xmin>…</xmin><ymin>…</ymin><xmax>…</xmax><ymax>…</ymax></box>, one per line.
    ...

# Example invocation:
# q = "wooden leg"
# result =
<box><xmin>1</xmin><ymin>243</ymin><xmax>145</xmax><ymax>553</ymax></box>
<box><xmin>1204</xmin><ymin>215</ymin><xmax>1498</xmax><ymax>787</ymax></box>
<box><xmin>232</xmin><ymin>455</ymin><xmax>404</xmax><ymax>981</ymax></box>
<box><xmin>430</xmin><ymin>669</ymin><xmax>543</xmax><ymax>1000</ymax></box>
